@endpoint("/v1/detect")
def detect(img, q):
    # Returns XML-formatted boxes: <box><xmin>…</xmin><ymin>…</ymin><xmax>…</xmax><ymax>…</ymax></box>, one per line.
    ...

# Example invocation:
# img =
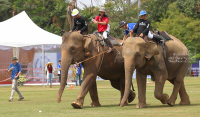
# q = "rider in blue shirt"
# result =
<box><xmin>120</xmin><ymin>21</ymin><xmax>136</xmax><ymax>42</ymax></box>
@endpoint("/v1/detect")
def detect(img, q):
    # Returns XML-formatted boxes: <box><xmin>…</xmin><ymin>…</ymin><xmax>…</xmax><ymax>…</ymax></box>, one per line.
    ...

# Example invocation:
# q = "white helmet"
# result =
<box><xmin>71</xmin><ymin>9</ymin><xmax>79</xmax><ymax>16</ymax></box>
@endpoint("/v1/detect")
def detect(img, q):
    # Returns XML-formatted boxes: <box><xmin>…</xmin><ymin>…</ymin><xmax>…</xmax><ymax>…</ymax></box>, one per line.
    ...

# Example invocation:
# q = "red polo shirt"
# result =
<box><xmin>94</xmin><ymin>15</ymin><xmax>108</xmax><ymax>32</ymax></box>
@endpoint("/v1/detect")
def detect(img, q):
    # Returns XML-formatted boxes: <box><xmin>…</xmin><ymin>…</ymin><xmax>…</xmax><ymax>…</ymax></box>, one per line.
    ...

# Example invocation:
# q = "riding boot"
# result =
<box><xmin>153</xmin><ymin>35</ymin><xmax>166</xmax><ymax>58</ymax></box>
<box><xmin>153</xmin><ymin>35</ymin><xmax>165</xmax><ymax>45</ymax></box>
<box><xmin>104</xmin><ymin>39</ymin><xmax>113</xmax><ymax>53</ymax></box>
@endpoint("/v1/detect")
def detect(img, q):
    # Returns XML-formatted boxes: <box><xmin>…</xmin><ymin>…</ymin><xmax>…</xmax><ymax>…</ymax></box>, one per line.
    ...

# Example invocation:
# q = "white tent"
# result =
<box><xmin>0</xmin><ymin>11</ymin><xmax>62</xmax><ymax>86</ymax></box>
<box><xmin>0</xmin><ymin>11</ymin><xmax>62</xmax><ymax>47</ymax></box>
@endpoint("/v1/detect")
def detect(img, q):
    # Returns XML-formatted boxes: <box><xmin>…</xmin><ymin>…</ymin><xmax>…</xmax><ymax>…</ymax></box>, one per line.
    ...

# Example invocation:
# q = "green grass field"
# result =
<box><xmin>0</xmin><ymin>77</ymin><xmax>200</xmax><ymax>117</ymax></box>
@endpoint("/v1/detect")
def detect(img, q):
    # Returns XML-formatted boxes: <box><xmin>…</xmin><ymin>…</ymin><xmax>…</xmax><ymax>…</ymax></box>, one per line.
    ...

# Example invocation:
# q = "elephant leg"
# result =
<box><xmin>169</xmin><ymin>80</ymin><xmax>190</xmax><ymax>105</ymax></box>
<box><xmin>89</xmin><ymin>81</ymin><xmax>101</xmax><ymax>107</ymax></box>
<box><xmin>167</xmin><ymin>77</ymin><xmax>183</xmax><ymax>106</ymax></box>
<box><xmin>136</xmin><ymin>71</ymin><xmax>147</xmax><ymax>108</ymax></box>
<box><xmin>178</xmin><ymin>81</ymin><xmax>190</xmax><ymax>105</ymax></box>
<box><xmin>167</xmin><ymin>64</ymin><xmax>189</xmax><ymax>106</ymax></box>
<box><xmin>168</xmin><ymin>80</ymin><xmax>190</xmax><ymax>105</ymax></box>
<box><xmin>110</xmin><ymin>79</ymin><xmax>135</xmax><ymax>106</ymax></box>
<box><xmin>71</xmin><ymin>73</ymin><xmax>97</xmax><ymax>109</ymax></box>
<box><xmin>154</xmin><ymin>71</ymin><xmax>169</xmax><ymax>105</ymax></box>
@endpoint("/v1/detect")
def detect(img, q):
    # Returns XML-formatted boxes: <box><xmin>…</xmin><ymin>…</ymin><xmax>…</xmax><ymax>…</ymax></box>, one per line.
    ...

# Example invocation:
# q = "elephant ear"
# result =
<box><xmin>83</xmin><ymin>35</ymin><xmax>92</xmax><ymax>56</ymax></box>
<box><xmin>145</xmin><ymin>41</ymin><xmax>159</xmax><ymax>60</ymax></box>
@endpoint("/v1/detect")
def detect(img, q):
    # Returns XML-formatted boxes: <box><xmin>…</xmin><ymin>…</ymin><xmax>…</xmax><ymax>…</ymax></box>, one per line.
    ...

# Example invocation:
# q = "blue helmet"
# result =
<box><xmin>139</xmin><ymin>10</ymin><xmax>147</xmax><ymax>16</ymax></box>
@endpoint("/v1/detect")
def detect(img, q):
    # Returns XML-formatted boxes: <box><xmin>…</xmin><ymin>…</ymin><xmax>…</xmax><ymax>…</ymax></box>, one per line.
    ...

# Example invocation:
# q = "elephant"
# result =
<box><xmin>120</xmin><ymin>36</ymin><xmax>190</xmax><ymax>108</ymax></box>
<box><xmin>57</xmin><ymin>32</ymin><xmax>136</xmax><ymax>109</ymax></box>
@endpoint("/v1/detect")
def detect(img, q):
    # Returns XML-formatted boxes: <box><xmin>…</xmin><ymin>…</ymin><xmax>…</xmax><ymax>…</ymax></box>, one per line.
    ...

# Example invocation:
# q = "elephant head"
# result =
<box><xmin>57</xmin><ymin>32</ymin><xmax>92</xmax><ymax>102</ymax></box>
<box><xmin>120</xmin><ymin>37</ymin><xmax>159</xmax><ymax>107</ymax></box>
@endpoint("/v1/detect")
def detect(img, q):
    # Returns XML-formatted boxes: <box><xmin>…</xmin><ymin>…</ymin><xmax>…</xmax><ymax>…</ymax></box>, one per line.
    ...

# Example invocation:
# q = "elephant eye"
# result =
<box><xmin>135</xmin><ymin>53</ymin><xmax>140</xmax><ymax>57</ymax></box>
<box><xmin>70</xmin><ymin>47</ymin><xmax>76</xmax><ymax>54</ymax></box>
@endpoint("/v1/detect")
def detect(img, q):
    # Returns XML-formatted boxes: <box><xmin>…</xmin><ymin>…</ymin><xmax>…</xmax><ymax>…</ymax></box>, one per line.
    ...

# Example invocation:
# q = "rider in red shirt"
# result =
<box><xmin>92</xmin><ymin>7</ymin><xmax>113</xmax><ymax>53</ymax></box>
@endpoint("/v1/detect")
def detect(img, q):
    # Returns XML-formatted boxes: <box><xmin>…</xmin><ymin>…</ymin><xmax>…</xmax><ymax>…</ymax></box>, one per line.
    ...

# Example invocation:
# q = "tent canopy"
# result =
<box><xmin>0</xmin><ymin>11</ymin><xmax>62</xmax><ymax>47</ymax></box>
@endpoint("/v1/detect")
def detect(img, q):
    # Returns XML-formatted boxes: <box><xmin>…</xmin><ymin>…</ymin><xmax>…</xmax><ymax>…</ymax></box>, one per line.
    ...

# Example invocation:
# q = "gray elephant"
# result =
<box><xmin>57</xmin><ymin>32</ymin><xmax>136</xmax><ymax>109</ymax></box>
<box><xmin>120</xmin><ymin>36</ymin><xmax>190</xmax><ymax>108</ymax></box>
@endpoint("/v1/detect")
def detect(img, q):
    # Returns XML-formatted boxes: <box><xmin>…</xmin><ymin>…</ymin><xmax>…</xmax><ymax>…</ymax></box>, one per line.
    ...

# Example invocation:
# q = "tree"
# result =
<box><xmin>80</xmin><ymin>0</ymin><xmax>139</xmax><ymax>38</ymax></box>
<box><xmin>141</xmin><ymin>0</ymin><xmax>177</xmax><ymax>23</ymax></box>
<box><xmin>66</xmin><ymin>0</ymin><xmax>77</xmax><ymax>30</ymax></box>
<box><xmin>0</xmin><ymin>0</ymin><xmax>12</xmax><ymax>21</ymax></box>
<box><xmin>154</xmin><ymin>2</ymin><xmax>200</xmax><ymax>63</ymax></box>
<box><xmin>176</xmin><ymin>0</ymin><xmax>200</xmax><ymax>19</ymax></box>
<box><xmin>104</xmin><ymin>0</ymin><xmax>138</xmax><ymax>38</ymax></box>
<box><xmin>11</xmin><ymin>0</ymin><xmax>68</xmax><ymax>35</ymax></box>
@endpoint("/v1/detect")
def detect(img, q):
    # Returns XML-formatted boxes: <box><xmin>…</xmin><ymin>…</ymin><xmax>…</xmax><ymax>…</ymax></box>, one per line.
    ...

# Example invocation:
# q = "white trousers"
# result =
<box><xmin>10</xmin><ymin>79</ymin><xmax>23</xmax><ymax>99</ymax></box>
<box><xmin>148</xmin><ymin>31</ymin><xmax>154</xmax><ymax>39</ymax></box>
<box><xmin>103</xmin><ymin>31</ymin><xmax>108</xmax><ymax>39</ymax></box>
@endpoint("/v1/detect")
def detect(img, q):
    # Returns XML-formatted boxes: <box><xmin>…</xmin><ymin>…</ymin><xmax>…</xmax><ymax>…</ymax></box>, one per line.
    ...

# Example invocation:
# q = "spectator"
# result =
<box><xmin>8</xmin><ymin>57</ymin><xmax>24</xmax><ymax>102</ymax></box>
<box><xmin>151</xmin><ymin>76</ymin><xmax>155</xmax><ymax>83</ymax></box>
<box><xmin>58</xmin><ymin>60</ymin><xmax>61</xmax><ymax>83</ymax></box>
<box><xmin>75</xmin><ymin>63</ymin><xmax>83</xmax><ymax>86</ymax></box>
<box><xmin>45</xmin><ymin>62</ymin><xmax>54</xmax><ymax>88</ymax></box>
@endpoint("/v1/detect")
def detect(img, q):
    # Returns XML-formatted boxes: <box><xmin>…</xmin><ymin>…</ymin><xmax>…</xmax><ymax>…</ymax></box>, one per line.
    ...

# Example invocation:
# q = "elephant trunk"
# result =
<box><xmin>120</xmin><ymin>57</ymin><xmax>135</xmax><ymax>107</ymax></box>
<box><xmin>57</xmin><ymin>51</ymin><xmax>72</xmax><ymax>103</ymax></box>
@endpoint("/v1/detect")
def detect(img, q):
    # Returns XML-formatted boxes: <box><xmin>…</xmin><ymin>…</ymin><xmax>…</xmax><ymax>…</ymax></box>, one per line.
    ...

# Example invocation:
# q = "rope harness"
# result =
<box><xmin>76</xmin><ymin>37</ymin><xmax>119</xmax><ymax>65</ymax></box>
<box><xmin>75</xmin><ymin>34</ymin><xmax>135</xmax><ymax>92</ymax></box>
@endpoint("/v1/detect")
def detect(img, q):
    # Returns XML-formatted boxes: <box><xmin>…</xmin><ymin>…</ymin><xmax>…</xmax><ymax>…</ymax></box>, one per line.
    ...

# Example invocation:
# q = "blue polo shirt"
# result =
<box><xmin>76</xmin><ymin>64</ymin><xmax>83</xmax><ymax>74</ymax></box>
<box><xmin>58</xmin><ymin>64</ymin><xmax>61</xmax><ymax>74</ymax></box>
<box><xmin>8</xmin><ymin>63</ymin><xmax>22</xmax><ymax>80</ymax></box>
<box><xmin>124</xmin><ymin>23</ymin><xmax>136</xmax><ymax>35</ymax></box>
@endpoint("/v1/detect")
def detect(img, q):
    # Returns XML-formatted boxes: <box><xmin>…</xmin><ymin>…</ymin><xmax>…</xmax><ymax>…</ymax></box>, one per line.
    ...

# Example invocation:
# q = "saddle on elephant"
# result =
<box><xmin>149</xmin><ymin>31</ymin><xmax>173</xmax><ymax>58</ymax></box>
<box><xmin>93</xmin><ymin>31</ymin><xmax>120</xmax><ymax>46</ymax></box>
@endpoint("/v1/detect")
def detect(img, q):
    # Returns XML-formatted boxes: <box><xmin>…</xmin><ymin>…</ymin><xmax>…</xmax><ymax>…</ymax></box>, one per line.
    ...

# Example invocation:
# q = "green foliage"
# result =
<box><xmin>141</xmin><ymin>0</ymin><xmax>177</xmax><ymax>23</ymax></box>
<box><xmin>0</xmin><ymin>0</ymin><xmax>12</xmax><ymax>21</ymax></box>
<box><xmin>104</xmin><ymin>0</ymin><xmax>138</xmax><ymax>38</ymax></box>
<box><xmin>80</xmin><ymin>0</ymin><xmax>139</xmax><ymax>38</ymax></box>
<box><xmin>154</xmin><ymin>2</ymin><xmax>200</xmax><ymax>63</ymax></box>
<box><xmin>44</xmin><ymin>23</ymin><xmax>62</xmax><ymax>36</ymax></box>
<box><xmin>80</xmin><ymin>7</ymin><xmax>97</xmax><ymax>34</ymax></box>
<box><xmin>11</xmin><ymin>0</ymin><xmax>67</xmax><ymax>35</ymax></box>
<box><xmin>176</xmin><ymin>0</ymin><xmax>200</xmax><ymax>19</ymax></box>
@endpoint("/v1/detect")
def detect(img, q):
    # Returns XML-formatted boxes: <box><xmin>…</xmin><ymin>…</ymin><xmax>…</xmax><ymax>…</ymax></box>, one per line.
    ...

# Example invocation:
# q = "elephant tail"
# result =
<box><xmin>131</xmin><ymin>82</ymin><xmax>135</xmax><ymax>91</ymax></box>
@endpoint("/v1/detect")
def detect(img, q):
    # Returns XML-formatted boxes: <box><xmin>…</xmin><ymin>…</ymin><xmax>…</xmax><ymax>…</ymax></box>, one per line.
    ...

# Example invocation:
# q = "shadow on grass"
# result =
<box><xmin>144</xmin><ymin>103</ymin><xmax>200</xmax><ymax>108</ymax></box>
<box><xmin>82</xmin><ymin>103</ymin><xmax>200</xmax><ymax>109</ymax></box>
<box><xmin>83</xmin><ymin>103</ymin><xmax>137</xmax><ymax>109</ymax></box>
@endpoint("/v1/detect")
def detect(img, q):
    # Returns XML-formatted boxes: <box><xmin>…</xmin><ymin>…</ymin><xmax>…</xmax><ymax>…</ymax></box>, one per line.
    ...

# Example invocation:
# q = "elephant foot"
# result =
<box><xmin>167</xmin><ymin>100</ymin><xmax>174</xmax><ymax>106</ymax></box>
<box><xmin>57</xmin><ymin>95</ymin><xmax>61</xmax><ymax>103</ymax></box>
<box><xmin>167</xmin><ymin>98</ymin><xmax>175</xmax><ymax>106</ymax></box>
<box><xmin>160</xmin><ymin>94</ymin><xmax>169</xmax><ymax>104</ymax></box>
<box><xmin>136</xmin><ymin>102</ymin><xmax>146</xmax><ymax>108</ymax></box>
<box><xmin>71</xmin><ymin>102</ymin><xmax>83</xmax><ymax>109</ymax></box>
<box><xmin>119</xmin><ymin>101</ymin><xmax>128</xmax><ymax>107</ymax></box>
<box><xmin>128</xmin><ymin>91</ymin><xmax>136</xmax><ymax>103</ymax></box>
<box><xmin>120</xmin><ymin>100</ymin><xmax>129</xmax><ymax>107</ymax></box>
<box><xmin>90</xmin><ymin>101</ymin><xmax>101</xmax><ymax>107</ymax></box>
<box><xmin>179</xmin><ymin>100</ymin><xmax>190</xmax><ymax>105</ymax></box>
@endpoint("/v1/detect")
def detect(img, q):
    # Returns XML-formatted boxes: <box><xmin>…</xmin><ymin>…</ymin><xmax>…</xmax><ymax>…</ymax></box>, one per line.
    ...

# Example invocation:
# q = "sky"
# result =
<box><xmin>76</xmin><ymin>0</ymin><xmax>105</xmax><ymax>9</ymax></box>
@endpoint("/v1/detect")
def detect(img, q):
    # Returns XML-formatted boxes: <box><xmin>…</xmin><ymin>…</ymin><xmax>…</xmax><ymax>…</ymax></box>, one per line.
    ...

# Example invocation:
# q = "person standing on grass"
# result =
<box><xmin>8</xmin><ymin>57</ymin><xmax>24</xmax><ymax>102</ymax></box>
<box><xmin>75</xmin><ymin>63</ymin><xmax>83</xmax><ymax>86</ymax></box>
<box><xmin>45</xmin><ymin>62</ymin><xmax>54</xmax><ymax>88</ymax></box>
<box><xmin>58</xmin><ymin>60</ymin><xmax>61</xmax><ymax>83</ymax></box>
